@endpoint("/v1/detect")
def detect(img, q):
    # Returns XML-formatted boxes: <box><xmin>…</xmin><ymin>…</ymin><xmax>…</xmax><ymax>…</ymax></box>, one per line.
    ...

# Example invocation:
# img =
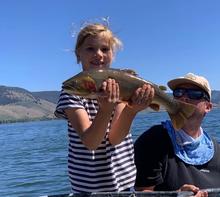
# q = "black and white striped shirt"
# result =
<box><xmin>55</xmin><ymin>91</ymin><xmax>136</xmax><ymax>192</ymax></box>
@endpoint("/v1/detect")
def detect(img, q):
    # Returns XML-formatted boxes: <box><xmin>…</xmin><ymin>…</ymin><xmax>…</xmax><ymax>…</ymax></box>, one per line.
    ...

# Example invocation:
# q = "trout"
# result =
<box><xmin>62</xmin><ymin>68</ymin><xmax>195</xmax><ymax>130</ymax></box>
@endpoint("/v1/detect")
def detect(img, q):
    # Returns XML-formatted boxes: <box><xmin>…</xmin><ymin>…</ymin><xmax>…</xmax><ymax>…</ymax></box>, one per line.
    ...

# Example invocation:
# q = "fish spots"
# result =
<box><xmin>83</xmin><ymin>80</ymin><xmax>97</xmax><ymax>92</ymax></box>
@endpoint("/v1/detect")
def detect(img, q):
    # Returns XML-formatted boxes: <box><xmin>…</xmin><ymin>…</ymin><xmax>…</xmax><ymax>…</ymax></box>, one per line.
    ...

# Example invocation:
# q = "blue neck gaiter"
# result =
<box><xmin>162</xmin><ymin>120</ymin><xmax>214</xmax><ymax>165</ymax></box>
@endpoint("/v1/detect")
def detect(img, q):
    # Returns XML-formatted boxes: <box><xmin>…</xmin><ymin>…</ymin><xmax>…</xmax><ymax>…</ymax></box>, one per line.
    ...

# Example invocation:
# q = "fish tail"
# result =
<box><xmin>168</xmin><ymin>101</ymin><xmax>196</xmax><ymax>130</ymax></box>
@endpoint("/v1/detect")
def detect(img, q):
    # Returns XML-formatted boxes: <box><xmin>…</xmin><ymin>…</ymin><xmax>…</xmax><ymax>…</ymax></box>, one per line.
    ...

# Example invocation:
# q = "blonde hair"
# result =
<box><xmin>75</xmin><ymin>23</ymin><xmax>122</xmax><ymax>63</ymax></box>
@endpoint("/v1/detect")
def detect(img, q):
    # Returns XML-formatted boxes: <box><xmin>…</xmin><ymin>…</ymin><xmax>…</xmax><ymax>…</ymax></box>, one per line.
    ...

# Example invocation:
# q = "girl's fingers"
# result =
<box><xmin>103</xmin><ymin>78</ymin><xmax>119</xmax><ymax>103</ymax></box>
<box><xmin>110</xmin><ymin>79</ymin><xmax>119</xmax><ymax>103</ymax></box>
<box><xmin>115</xmin><ymin>82</ymin><xmax>120</xmax><ymax>101</ymax></box>
<box><xmin>101</xmin><ymin>81</ymin><xmax>107</xmax><ymax>91</ymax></box>
<box><xmin>106</xmin><ymin>78</ymin><xmax>112</xmax><ymax>96</ymax></box>
<box><xmin>132</xmin><ymin>84</ymin><xmax>154</xmax><ymax>105</ymax></box>
<box><xmin>140</xmin><ymin>84</ymin><xmax>151</xmax><ymax>103</ymax></box>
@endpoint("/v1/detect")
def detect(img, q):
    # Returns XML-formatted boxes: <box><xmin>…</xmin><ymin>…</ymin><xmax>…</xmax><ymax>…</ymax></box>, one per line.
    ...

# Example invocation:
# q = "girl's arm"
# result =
<box><xmin>109</xmin><ymin>84</ymin><xmax>154</xmax><ymax>145</ymax></box>
<box><xmin>65</xmin><ymin>78</ymin><xmax>119</xmax><ymax>150</ymax></box>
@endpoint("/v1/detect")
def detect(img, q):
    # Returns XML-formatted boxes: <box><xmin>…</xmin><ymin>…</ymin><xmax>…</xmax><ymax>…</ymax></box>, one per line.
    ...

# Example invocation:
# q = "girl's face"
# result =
<box><xmin>77</xmin><ymin>34</ymin><xmax>114</xmax><ymax>71</ymax></box>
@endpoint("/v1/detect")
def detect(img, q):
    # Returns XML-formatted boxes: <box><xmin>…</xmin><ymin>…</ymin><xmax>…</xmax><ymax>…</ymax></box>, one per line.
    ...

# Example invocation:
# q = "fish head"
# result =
<box><xmin>62</xmin><ymin>73</ymin><xmax>98</xmax><ymax>97</ymax></box>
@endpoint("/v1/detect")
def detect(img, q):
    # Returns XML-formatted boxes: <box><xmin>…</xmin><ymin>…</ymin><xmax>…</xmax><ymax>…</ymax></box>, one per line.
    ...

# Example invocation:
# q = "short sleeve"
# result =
<box><xmin>54</xmin><ymin>90</ymin><xmax>84</xmax><ymax>119</ymax></box>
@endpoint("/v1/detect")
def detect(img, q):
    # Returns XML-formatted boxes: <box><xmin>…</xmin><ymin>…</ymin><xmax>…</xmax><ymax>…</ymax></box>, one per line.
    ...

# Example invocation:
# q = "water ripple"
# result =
<box><xmin>1</xmin><ymin>110</ymin><xmax>220</xmax><ymax>197</ymax></box>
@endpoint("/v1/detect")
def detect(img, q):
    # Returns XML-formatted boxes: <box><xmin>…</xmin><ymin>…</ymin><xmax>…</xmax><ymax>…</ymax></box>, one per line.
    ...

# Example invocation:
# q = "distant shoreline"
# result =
<box><xmin>1</xmin><ymin>106</ymin><xmax>220</xmax><ymax>125</ymax></box>
<box><xmin>0</xmin><ymin>117</ymin><xmax>58</xmax><ymax>125</ymax></box>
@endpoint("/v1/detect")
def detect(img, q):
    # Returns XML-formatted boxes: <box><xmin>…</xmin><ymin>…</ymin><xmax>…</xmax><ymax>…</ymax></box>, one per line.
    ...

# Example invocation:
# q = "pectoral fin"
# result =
<box><xmin>149</xmin><ymin>103</ymin><xmax>160</xmax><ymax>111</ymax></box>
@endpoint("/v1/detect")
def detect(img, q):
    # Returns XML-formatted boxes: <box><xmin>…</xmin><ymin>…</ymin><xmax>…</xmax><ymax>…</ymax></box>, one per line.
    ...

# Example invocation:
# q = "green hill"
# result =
<box><xmin>212</xmin><ymin>90</ymin><xmax>220</xmax><ymax>105</ymax></box>
<box><xmin>31</xmin><ymin>91</ymin><xmax>60</xmax><ymax>104</ymax></box>
<box><xmin>0</xmin><ymin>85</ymin><xmax>220</xmax><ymax>124</ymax></box>
<box><xmin>0</xmin><ymin>86</ymin><xmax>58</xmax><ymax>123</ymax></box>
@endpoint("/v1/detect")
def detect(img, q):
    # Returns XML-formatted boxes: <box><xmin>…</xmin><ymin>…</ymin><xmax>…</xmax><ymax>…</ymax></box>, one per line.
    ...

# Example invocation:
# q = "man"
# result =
<box><xmin>134</xmin><ymin>73</ymin><xmax>220</xmax><ymax>196</ymax></box>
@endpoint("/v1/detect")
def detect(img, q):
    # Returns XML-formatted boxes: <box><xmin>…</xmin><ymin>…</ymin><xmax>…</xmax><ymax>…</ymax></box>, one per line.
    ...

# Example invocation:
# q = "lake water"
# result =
<box><xmin>1</xmin><ymin>109</ymin><xmax>220</xmax><ymax>197</ymax></box>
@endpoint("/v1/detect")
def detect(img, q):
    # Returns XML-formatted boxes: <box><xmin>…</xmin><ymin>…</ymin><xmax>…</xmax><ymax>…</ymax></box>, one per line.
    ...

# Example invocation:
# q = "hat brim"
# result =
<box><xmin>168</xmin><ymin>78</ymin><xmax>206</xmax><ymax>91</ymax></box>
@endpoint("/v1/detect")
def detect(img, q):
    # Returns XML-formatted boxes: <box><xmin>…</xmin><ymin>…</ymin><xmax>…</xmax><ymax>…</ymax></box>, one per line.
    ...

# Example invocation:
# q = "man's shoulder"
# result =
<box><xmin>139</xmin><ymin>124</ymin><xmax>168</xmax><ymax>139</ymax></box>
<box><xmin>135</xmin><ymin>124</ymin><xmax>170</xmax><ymax>147</ymax></box>
<box><xmin>134</xmin><ymin>123</ymin><xmax>173</xmax><ymax>159</ymax></box>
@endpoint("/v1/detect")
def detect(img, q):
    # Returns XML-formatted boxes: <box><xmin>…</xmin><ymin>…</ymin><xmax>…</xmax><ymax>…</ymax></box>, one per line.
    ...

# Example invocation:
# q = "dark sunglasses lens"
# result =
<box><xmin>173</xmin><ymin>89</ymin><xmax>185</xmax><ymax>97</ymax></box>
<box><xmin>187</xmin><ymin>90</ymin><xmax>204</xmax><ymax>100</ymax></box>
<box><xmin>173</xmin><ymin>88</ymin><xmax>208</xmax><ymax>100</ymax></box>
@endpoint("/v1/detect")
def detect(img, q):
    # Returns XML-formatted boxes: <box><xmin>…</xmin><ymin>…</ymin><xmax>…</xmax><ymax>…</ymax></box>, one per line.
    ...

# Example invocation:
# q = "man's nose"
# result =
<box><xmin>179</xmin><ymin>94</ymin><xmax>190</xmax><ymax>102</ymax></box>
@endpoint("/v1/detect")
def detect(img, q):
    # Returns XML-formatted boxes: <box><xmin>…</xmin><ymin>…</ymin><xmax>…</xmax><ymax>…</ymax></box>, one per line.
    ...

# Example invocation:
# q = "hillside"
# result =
<box><xmin>0</xmin><ymin>85</ymin><xmax>220</xmax><ymax>124</ymax></box>
<box><xmin>212</xmin><ymin>90</ymin><xmax>220</xmax><ymax>105</ymax></box>
<box><xmin>32</xmin><ymin>91</ymin><xmax>60</xmax><ymax>104</ymax></box>
<box><xmin>0</xmin><ymin>86</ymin><xmax>59</xmax><ymax>123</ymax></box>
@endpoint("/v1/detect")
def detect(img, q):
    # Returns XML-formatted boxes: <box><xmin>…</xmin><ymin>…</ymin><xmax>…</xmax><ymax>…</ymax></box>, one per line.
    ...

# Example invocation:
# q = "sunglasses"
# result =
<box><xmin>173</xmin><ymin>88</ymin><xmax>210</xmax><ymax>101</ymax></box>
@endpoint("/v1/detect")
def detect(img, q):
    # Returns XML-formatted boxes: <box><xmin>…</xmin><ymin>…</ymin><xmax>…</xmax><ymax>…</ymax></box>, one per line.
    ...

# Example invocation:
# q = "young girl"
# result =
<box><xmin>55</xmin><ymin>23</ymin><xmax>154</xmax><ymax>193</ymax></box>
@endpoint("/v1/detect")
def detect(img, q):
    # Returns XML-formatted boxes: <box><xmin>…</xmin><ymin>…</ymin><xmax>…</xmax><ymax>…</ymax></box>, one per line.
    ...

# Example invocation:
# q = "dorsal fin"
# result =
<box><xmin>158</xmin><ymin>85</ymin><xmax>167</xmax><ymax>91</ymax></box>
<box><xmin>121</xmin><ymin>69</ymin><xmax>138</xmax><ymax>76</ymax></box>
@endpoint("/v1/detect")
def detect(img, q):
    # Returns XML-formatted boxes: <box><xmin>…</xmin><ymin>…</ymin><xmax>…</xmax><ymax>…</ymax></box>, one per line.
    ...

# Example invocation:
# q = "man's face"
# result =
<box><xmin>173</xmin><ymin>83</ymin><xmax>212</xmax><ymax>118</ymax></box>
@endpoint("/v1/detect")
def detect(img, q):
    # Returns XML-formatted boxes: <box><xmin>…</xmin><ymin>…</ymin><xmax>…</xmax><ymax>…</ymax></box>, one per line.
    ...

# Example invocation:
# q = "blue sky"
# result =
<box><xmin>1</xmin><ymin>0</ymin><xmax>220</xmax><ymax>91</ymax></box>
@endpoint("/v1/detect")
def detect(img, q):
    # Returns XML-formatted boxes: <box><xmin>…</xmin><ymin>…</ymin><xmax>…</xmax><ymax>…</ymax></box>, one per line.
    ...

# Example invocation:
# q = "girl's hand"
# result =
<box><xmin>129</xmin><ymin>84</ymin><xmax>154</xmax><ymax>112</ymax></box>
<box><xmin>98</xmin><ymin>78</ymin><xmax>120</xmax><ymax>110</ymax></box>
